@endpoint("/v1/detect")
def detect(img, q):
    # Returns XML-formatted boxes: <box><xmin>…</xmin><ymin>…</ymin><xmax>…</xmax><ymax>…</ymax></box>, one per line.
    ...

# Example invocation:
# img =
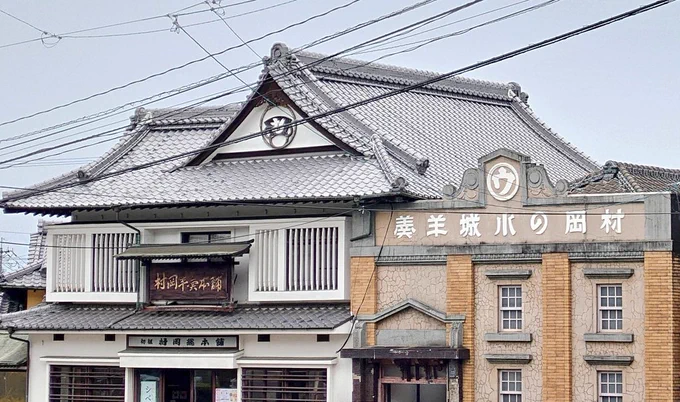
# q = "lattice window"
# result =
<box><xmin>598</xmin><ymin>371</ymin><xmax>623</xmax><ymax>402</ymax></box>
<box><xmin>242</xmin><ymin>368</ymin><xmax>327</xmax><ymax>401</ymax></box>
<box><xmin>500</xmin><ymin>285</ymin><xmax>523</xmax><ymax>331</ymax></box>
<box><xmin>499</xmin><ymin>370</ymin><xmax>522</xmax><ymax>402</ymax></box>
<box><xmin>598</xmin><ymin>284</ymin><xmax>623</xmax><ymax>331</ymax></box>
<box><xmin>49</xmin><ymin>365</ymin><xmax>124</xmax><ymax>402</ymax></box>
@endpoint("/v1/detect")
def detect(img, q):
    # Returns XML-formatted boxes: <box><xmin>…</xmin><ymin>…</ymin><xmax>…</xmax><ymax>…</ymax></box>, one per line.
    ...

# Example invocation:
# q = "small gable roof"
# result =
<box><xmin>2</xmin><ymin>43</ymin><xmax>598</xmax><ymax>214</ymax></box>
<box><xmin>0</xmin><ymin>220</ymin><xmax>48</xmax><ymax>290</ymax></box>
<box><xmin>570</xmin><ymin>161</ymin><xmax>680</xmax><ymax>194</ymax></box>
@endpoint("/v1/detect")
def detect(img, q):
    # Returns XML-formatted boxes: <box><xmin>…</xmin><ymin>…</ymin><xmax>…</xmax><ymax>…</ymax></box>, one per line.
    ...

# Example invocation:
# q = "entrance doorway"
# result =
<box><xmin>384</xmin><ymin>384</ymin><xmax>446</xmax><ymax>402</ymax></box>
<box><xmin>136</xmin><ymin>368</ymin><xmax>237</xmax><ymax>402</ymax></box>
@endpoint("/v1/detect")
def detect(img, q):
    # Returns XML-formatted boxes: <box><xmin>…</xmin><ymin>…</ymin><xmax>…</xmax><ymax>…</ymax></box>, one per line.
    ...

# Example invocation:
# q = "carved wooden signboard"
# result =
<box><xmin>149</xmin><ymin>262</ymin><xmax>230</xmax><ymax>301</ymax></box>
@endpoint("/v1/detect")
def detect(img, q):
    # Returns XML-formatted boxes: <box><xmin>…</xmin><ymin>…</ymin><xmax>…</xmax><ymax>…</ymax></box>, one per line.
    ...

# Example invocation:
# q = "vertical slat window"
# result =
<box><xmin>52</xmin><ymin>234</ymin><xmax>87</xmax><ymax>293</ymax></box>
<box><xmin>284</xmin><ymin>227</ymin><xmax>339</xmax><ymax>291</ymax></box>
<box><xmin>49</xmin><ymin>365</ymin><xmax>124</xmax><ymax>402</ymax></box>
<box><xmin>255</xmin><ymin>230</ymin><xmax>279</xmax><ymax>292</ymax></box>
<box><xmin>91</xmin><ymin>232</ymin><xmax>137</xmax><ymax>293</ymax></box>
<box><xmin>242</xmin><ymin>368</ymin><xmax>327</xmax><ymax>401</ymax></box>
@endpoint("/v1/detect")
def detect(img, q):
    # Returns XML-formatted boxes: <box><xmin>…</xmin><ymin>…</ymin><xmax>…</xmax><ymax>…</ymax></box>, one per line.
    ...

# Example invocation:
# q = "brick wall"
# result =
<box><xmin>447</xmin><ymin>255</ymin><xmax>474</xmax><ymax>402</ymax></box>
<box><xmin>350</xmin><ymin>256</ymin><xmax>378</xmax><ymax>345</ymax></box>
<box><xmin>542</xmin><ymin>253</ymin><xmax>572</xmax><ymax>401</ymax></box>
<box><xmin>644</xmin><ymin>251</ymin><xmax>680</xmax><ymax>401</ymax></box>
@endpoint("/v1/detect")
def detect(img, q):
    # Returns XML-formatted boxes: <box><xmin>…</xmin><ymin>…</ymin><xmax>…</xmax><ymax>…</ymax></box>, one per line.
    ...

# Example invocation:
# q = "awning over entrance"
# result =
<box><xmin>119</xmin><ymin>348</ymin><xmax>244</xmax><ymax>369</ymax></box>
<box><xmin>114</xmin><ymin>241</ymin><xmax>252</xmax><ymax>260</ymax></box>
<box><xmin>340</xmin><ymin>347</ymin><xmax>469</xmax><ymax>360</ymax></box>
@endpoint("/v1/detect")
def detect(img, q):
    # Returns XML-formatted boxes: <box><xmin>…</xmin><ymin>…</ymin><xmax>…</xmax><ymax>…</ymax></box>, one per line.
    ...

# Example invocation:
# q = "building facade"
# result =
<box><xmin>344</xmin><ymin>149</ymin><xmax>680</xmax><ymax>402</ymax></box>
<box><xmin>0</xmin><ymin>43</ymin><xmax>615</xmax><ymax>401</ymax></box>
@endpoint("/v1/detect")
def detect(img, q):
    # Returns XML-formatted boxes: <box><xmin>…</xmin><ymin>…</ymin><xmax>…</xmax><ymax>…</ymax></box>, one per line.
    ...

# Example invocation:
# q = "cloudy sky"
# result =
<box><xmin>0</xmin><ymin>0</ymin><xmax>677</xmax><ymax>260</ymax></box>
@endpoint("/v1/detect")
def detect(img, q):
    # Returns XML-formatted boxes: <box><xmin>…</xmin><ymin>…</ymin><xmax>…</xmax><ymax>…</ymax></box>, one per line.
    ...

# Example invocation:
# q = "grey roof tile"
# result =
<box><xmin>0</xmin><ymin>303</ymin><xmax>351</xmax><ymax>331</ymax></box>
<box><xmin>0</xmin><ymin>334</ymin><xmax>27</xmax><ymax>368</ymax></box>
<box><xmin>570</xmin><ymin>161</ymin><xmax>680</xmax><ymax>194</ymax></box>
<box><xmin>0</xmin><ymin>262</ymin><xmax>45</xmax><ymax>289</ymax></box>
<box><xmin>2</xmin><ymin>43</ymin><xmax>600</xmax><ymax>211</ymax></box>
<box><xmin>112</xmin><ymin>303</ymin><xmax>351</xmax><ymax>330</ymax></box>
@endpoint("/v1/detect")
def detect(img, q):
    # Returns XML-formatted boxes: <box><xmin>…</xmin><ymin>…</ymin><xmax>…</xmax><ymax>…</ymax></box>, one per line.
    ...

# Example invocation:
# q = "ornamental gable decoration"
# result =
<box><xmin>380</xmin><ymin>149</ymin><xmax>646</xmax><ymax>246</ymax></box>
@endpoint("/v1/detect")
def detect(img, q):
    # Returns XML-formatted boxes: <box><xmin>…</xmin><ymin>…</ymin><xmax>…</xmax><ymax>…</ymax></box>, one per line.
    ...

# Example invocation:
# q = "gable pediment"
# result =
<box><xmin>193</xmin><ymin>80</ymin><xmax>352</xmax><ymax>164</ymax></box>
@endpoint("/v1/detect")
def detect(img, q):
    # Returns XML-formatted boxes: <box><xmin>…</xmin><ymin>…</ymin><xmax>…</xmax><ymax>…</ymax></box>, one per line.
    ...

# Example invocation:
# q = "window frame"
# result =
<box><xmin>597</xmin><ymin>284</ymin><xmax>623</xmax><ymax>333</ymax></box>
<box><xmin>498</xmin><ymin>369</ymin><xmax>522</xmax><ymax>402</ymax></box>
<box><xmin>598</xmin><ymin>370</ymin><xmax>623</xmax><ymax>402</ymax></box>
<box><xmin>498</xmin><ymin>285</ymin><xmax>523</xmax><ymax>332</ymax></box>
<box><xmin>241</xmin><ymin>367</ymin><xmax>328</xmax><ymax>401</ymax></box>
<box><xmin>49</xmin><ymin>364</ymin><xmax>125</xmax><ymax>402</ymax></box>
<box><xmin>181</xmin><ymin>231</ymin><xmax>233</xmax><ymax>244</ymax></box>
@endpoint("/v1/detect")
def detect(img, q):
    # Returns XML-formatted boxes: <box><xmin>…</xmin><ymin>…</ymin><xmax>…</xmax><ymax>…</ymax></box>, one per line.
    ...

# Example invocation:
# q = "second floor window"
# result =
<box><xmin>500</xmin><ymin>285</ymin><xmax>522</xmax><ymax>331</ymax></box>
<box><xmin>183</xmin><ymin>232</ymin><xmax>232</xmax><ymax>244</ymax></box>
<box><xmin>598</xmin><ymin>371</ymin><xmax>623</xmax><ymax>402</ymax></box>
<box><xmin>598</xmin><ymin>284</ymin><xmax>622</xmax><ymax>331</ymax></box>
<box><xmin>499</xmin><ymin>369</ymin><xmax>522</xmax><ymax>402</ymax></box>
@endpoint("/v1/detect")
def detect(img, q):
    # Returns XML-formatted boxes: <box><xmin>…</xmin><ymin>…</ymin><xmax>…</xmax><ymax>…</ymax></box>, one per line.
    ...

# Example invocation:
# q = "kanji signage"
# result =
<box><xmin>129</xmin><ymin>335</ymin><xmax>238</xmax><ymax>349</ymax></box>
<box><xmin>149</xmin><ymin>263</ymin><xmax>230</xmax><ymax>301</ymax></box>
<box><xmin>378</xmin><ymin>205</ymin><xmax>645</xmax><ymax>246</ymax></box>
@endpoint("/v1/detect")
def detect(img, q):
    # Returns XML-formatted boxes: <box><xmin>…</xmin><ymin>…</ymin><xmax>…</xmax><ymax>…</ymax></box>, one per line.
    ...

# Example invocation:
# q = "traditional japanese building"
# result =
<box><xmin>0</xmin><ymin>43</ymin><xmax>620</xmax><ymax>402</ymax></box>
<box><xmin>0</xmin><ymin>221</ymin><xmax>48</xmax><ymax>401</ymax></box>
<box><xmin>343</xmin><ymin>150</ymin><xmax>680</xmax><ymax>402</ymax></box>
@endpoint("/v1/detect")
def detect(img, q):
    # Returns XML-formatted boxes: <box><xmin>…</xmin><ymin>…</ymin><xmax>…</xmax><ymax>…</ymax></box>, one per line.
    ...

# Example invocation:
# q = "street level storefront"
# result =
<box><xmin>2</xmin><ymin>241</ymin><xmax>351</xmax><ymax>402</ymax></box>
<box><xmin>344</xmin><ymin>149</ymin><xmax>680</xmax><ymax>402</ymax></box>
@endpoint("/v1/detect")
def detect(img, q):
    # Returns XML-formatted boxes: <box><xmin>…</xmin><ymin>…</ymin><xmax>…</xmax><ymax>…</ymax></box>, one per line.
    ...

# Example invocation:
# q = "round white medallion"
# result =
<box><xmin>486</xmin><ymin>162</ymin><xmax>519</xmax><ymax>201</ymax></box>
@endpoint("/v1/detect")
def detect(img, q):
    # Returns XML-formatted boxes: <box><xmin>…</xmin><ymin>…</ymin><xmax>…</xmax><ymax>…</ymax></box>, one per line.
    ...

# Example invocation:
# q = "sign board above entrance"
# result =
<box><xmin>128</xmin><ymin>335</ymin><xmax>238</xmax><ymax>349</ymax></box>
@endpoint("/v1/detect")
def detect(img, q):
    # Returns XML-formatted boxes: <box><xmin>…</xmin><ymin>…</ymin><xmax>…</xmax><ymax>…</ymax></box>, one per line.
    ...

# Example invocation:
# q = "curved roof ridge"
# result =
<box><xmin>510</xmin><ymin>97</ymin><xmax>599</xmax><ymax>173</ymax></box>
<box><xmin>295</xmin><ymin>49</ymin><xmax>512</xmax><ymax>92</ymax></box>
<box><xmin>1</xmin><ymin>124</ymin><xmax>146</xmax><ymax>203</ymax></box>
<box><xmin>371</xmin><ymin>135</ymin><xmax>406</xmax><ymax>191</ymax></box>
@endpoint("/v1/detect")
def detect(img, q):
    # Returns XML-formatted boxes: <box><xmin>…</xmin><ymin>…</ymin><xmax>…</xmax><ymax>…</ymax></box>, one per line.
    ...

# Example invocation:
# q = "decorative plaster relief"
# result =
<box><xmin>474</xmin><ymin>263</ymin><xmax>542</xmax><ymax>402</ymax></box>
<box><xmin>377</xmin><ymin>265</ymin><xmax>446</xmax><ymax>311</ymax></box>
<box><xmin>572</xmin><ymin>261</ymin><xmax>644</xmax><ymax>401</ymax></box>
<box><xmin>376</xmin><ymin>307</ymin><xmax>445</xmax><ymax>331</ymax></box>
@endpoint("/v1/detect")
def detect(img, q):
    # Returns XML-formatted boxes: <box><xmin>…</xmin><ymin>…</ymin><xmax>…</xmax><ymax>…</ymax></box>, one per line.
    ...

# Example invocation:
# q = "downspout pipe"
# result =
<box><xmin>6</xmin><ymin>326</ymin><xmax>29</xmax><ymax>401</ymax></box>
<box><xmin>114</xmin><ymin>208</ymin><xmax>143</xmax><ymax>310</ymax></box>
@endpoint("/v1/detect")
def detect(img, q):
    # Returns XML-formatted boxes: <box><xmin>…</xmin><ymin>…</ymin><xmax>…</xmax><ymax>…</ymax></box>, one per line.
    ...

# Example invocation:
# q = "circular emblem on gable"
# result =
<box><xmin>486</xmin><ymin>162</ymin><xmax>519</xmax><ymax>201</ymax></box>
<box><xmin>260</xmin><ymin>105</ymin><xmax>297</xmax><ymax>149</ymax></box>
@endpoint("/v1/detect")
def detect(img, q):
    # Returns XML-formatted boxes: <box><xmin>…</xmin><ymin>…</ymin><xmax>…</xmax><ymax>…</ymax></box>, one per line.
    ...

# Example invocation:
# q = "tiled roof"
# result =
<box><xmin>0</xmin><ymin>334</ymin><xmax>27</xmax><ymax>368</ymax></box>
<box><xmin>0</xmin><ymin>303</ymin><xmax>351</xmax><ymax>331</ymax></box>
<box><xmin>1</xmin><ymin>220</ymin><xmax>48</xmax><ymax>290</ymax></box>
<box><xmin>570</xmin><ymin>161</ymin><xmax>680</xmax><ymax>194</ymax></box>
<box><xmin>2</xmin><ymin>43</ymin><xmax>599</xmax><ymax>212</ymax></box>
<box><xmin>0</xmin><ymin>262</ymin><xmax>46</xmax><ymax>289</ymax></box>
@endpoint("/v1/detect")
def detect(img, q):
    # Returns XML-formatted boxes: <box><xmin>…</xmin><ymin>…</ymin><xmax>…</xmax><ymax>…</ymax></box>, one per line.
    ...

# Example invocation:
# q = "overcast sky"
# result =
<box><xmin>0</xmin><ymin>0</ymin><xmax>678</xmax><ymax>260</ymax></box>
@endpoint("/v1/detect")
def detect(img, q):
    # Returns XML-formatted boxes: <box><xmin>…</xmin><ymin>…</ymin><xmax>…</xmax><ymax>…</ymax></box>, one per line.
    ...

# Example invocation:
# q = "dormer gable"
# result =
<box><xmin>189</xmin><ymin>79</ymin><xmax>358</xmax><ymax>165</ymax></box>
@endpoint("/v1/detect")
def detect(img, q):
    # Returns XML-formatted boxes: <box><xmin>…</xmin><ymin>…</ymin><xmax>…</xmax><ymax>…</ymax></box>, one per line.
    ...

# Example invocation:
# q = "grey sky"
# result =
<box><xmin>0</xmin><ymin>0</ymin><xmax>678</xmax><ymax>259</ymax></box>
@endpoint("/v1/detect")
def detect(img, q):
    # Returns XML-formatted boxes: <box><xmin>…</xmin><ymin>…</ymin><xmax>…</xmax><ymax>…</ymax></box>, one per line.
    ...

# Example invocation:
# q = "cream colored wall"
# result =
<box><xmin>474</xmin><ymin>263</ymin><xmax>542</xmax><ymax>402</ymax></box>
<box><xmin>571</xmin><ymin>261</ymin><xmax>645</xmax><ymax>401</ymax></box>
<box><xmin>377</xmin><ymin>265</ymin><xmax>446</xmax><ymax>311</ymax></box>
<box><xmin>26</xmin><ymin>289</ymin><xmax>45</xmax><ymax>308</ymax></box>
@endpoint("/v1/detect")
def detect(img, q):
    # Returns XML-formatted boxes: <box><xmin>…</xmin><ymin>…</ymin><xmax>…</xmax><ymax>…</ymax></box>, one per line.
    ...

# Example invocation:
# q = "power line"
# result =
<box><xmin>0</xmin><ymin>0</ymin><xmax>364</xmax><ymax>129</ymax></box>
<box><xmin>0</xmin><ymin>0</ymin><xmax>299</xmax><ymax>48</ymax></box>
<box><xmin>0</xmin><ymin>0</ymin><xmax>445</xmax><ymax>158</ymax></box>
<box><xmin>2</xmin><ymin>0</ymin><xmax>671</xmax><ymax>206</ymax></box>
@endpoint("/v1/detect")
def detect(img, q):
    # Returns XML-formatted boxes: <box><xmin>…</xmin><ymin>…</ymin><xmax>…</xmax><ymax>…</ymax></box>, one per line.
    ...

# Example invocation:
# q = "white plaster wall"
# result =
<box><xmin>206</xmin><ymin>104</ymin><xmax>335</xmax><ymax>159</ymax></box>
<box><xmin>241</xmin><ymin>334</ymin><xmax>352</xmax><ymax>402</ymax></box>
<box><xmin>28</xmin><ymin>333</ymin><xmax>351</xmax><ymax>402</ymax></box>
<box><xmin>28</xmin><ymin>334</ymin><xmax>126</xmax><ymax>402</ymax></box>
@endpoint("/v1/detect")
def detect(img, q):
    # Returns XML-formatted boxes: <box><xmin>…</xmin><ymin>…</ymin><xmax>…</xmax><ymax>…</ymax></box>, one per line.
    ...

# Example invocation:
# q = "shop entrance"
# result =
<box><xmin>384</xmin><ymin>384</ymin><xmax>446</xmax><ymax>402</ymax></box>
<box><xmin>136</xmin><ymin>368</ymin><xmax>237</xmax><ymax>402</ymax></box>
